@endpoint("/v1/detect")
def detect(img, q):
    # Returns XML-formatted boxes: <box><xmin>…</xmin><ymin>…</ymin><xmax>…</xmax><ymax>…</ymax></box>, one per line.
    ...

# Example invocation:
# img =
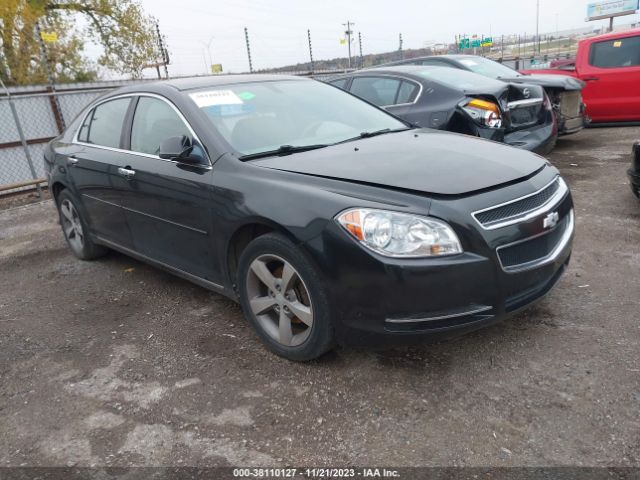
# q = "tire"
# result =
<box><xmin>237</xmin><ymin>233</ymin><xmax>334</xmax><ymax>361</ymax></box>
<box><xmin>56</xmin><ymin>189</ymin><xmax>108</xmax><ymax>261</ymax></box>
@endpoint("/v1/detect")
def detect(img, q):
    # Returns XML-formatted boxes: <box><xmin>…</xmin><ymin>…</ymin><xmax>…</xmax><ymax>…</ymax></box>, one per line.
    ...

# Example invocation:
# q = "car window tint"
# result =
<box><xmin>131</xmin><ymin>97</ymin><xmax>193</xmax><ymax>156</ymax></box>
<box><xmin>589</xmin><ymin>36</ymin><xmax>640</xmax><ymax>68</ymax></box>
<box><xmin>350</xmin><ymin>77</ymin><xmax>401</xmax><ymax>106</ymax></box>
<box><xmin>396</xmin><ymin>81</ymin><xmax>419</xmax><ymax>104</ymax></box>
<box><xmin>329</xmin><ymin>78</ymin><xmax>349</xmax><ymax>90</ymax></box>
<box><xmin>79</xmin><ymin>98</ymin><xmax>130</xmax><ymax>148</ymax></box>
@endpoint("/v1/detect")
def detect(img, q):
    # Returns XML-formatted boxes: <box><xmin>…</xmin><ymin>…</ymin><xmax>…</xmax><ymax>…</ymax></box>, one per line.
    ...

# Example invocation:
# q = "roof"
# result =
<box><xmin>111</xmin><ymin>74</ymin><xmax>308</xmax><ymax>95</ymax></box>
<box><xmin>580</xmin><ymin>27</ymin><xmax>640</xmax><ymax>43</ymax></box>
<box><xmin>348</xmin><ymin>65</ymin><xmax>445</xmax><ymax>76</ymax></box>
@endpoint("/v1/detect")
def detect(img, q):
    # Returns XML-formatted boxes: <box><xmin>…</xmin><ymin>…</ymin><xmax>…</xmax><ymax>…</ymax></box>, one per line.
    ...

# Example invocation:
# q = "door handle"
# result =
<box><xmin>117</xmin><ymin>167</ymin><xmax>136</xmax><ymax>179</ymax></box>
<box><xmin>583</xmin><ymin>76</ymin><xmax>599</xmax><ymax>81</ymax></box>
<box><xmin>67</xmin><ymin>155</ymin><xmax>78</xmax><ymax>166</ymax></box>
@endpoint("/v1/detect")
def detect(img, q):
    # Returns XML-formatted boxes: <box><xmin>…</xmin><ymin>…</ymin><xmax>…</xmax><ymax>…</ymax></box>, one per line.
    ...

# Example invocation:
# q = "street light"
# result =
<box><xmin>199</xmin><ymin>35</ymin><xmax>215</xmax><ymax>74</ymax></box>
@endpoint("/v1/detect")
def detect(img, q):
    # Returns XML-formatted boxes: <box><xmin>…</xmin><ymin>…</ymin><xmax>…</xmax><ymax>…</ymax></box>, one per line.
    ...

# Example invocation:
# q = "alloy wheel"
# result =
<box><xmin>245</xmin><ymin>254</ymin><xmax>313</xmax><ymax>347</ymax></box>
<box><xmin>60</xmin><ymin>199</ymin><xmax>85</xmax><ymax>252</ymax></box>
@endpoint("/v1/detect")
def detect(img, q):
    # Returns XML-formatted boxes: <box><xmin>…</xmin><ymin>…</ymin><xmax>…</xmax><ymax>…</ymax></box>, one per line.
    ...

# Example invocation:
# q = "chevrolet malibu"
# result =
<box><xmin>44</xmin><ymin>75</ymin><xmax>575</xmax><ymax>361</ymax></box>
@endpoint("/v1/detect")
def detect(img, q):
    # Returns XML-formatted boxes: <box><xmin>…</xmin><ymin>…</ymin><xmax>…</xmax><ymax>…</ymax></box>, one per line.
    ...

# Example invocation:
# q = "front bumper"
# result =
<box><xmin>303</xmin><ymin>173</ymin><xmax>574</xmax><ymax>347</ymax></box>
<box><xmin>504</xmin><ymin>122</ymin><xmax>557</xmax><ymax>155</ymax></box>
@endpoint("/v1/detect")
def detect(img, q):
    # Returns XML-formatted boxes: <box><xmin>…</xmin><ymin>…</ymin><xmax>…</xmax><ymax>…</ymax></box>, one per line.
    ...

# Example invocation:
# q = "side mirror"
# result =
<box><xmin>159</xmin><ymin>135</ymin><xmax>194</xmax><ymax>161</ymax></box>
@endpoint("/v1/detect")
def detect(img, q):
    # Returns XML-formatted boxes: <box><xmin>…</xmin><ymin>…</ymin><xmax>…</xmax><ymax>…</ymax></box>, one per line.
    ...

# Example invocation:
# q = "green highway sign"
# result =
<box><xmin>459</xmin><ymin>36</ymin><xmax>493</xmax><ymax>49</ymax></box>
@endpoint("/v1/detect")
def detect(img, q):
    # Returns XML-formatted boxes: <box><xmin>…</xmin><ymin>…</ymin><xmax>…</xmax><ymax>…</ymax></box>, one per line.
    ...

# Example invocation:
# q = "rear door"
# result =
<box><xmin>116</xmin><ymin>95</ymin><xmax>220</xmax><ymax>283</ymax></box>
<box><xmin>580</xmin><ymin>34</ymin><xmax>640</xmax><ymax>121</ymax></box>
<box><xmin>71</xmin><ymin>97</ymin><xmax>135</xmax><ymax>248</ymax></box>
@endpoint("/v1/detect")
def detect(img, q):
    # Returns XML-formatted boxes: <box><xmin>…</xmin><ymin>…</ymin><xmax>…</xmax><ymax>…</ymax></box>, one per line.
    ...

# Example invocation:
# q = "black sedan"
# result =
<box><xmin>384</xmin><ymin>54</ymin><xmax>587</xmax><ymax>135</ymax></box>
<box><xmin>629</xmin><ymin>142</ymin><xmax>640</xmax><ymax>198</ymax></box>
<box><xmin>329</xmin><ymin>66</ymin><xmax>557</xmax><ymax>154</ymax></box>
<box><xmin>45</xmin><ymin>75</ymin><xmax>574</xmax><ymax>361</ymax></box>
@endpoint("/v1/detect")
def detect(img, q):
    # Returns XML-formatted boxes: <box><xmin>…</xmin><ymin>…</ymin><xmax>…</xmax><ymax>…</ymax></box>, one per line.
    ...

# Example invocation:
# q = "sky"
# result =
<box><xmin>125</xmin><ymin>0</ymin><xmax>639</xmax><ymax>77</ymax></box>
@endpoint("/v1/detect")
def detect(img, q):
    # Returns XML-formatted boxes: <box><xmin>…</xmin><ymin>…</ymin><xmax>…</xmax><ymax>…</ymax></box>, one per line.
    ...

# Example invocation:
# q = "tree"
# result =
<box><xmin>0</xmin><ymin>0</ymin><xmax>161</xmax><ymax>85</ymax></box>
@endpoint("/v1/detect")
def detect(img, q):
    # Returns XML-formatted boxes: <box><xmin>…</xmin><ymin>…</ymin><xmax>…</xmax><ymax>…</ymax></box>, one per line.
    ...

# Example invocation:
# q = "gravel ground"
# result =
<box><xmin>0</xmin><ymin>127</ymin><xmax>639</xmax><ymax>469</ymax></box>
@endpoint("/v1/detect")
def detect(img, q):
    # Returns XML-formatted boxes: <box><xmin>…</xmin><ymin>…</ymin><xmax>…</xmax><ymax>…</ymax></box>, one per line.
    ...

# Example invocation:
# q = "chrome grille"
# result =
<box><xmin>497</xmin><ymin>211</ymin><xmax>574</xmax><ymax>273</ymax></box>
<box><xmin>474</xmin><ymin>177</ymin><xmax>562</xmax><ymax>229</ymax></box>
<box><xmin>560</xmin><ymin>91</ymin><xmax>581</xmax><ymax>117</ymax></box>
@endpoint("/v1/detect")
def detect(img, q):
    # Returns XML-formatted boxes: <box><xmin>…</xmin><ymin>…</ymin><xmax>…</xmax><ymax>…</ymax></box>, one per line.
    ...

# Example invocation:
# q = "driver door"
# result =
<box><xmin>116</xmin><ymin>95</ymin><xmax>221</xmax><ymax>284</ymax></box>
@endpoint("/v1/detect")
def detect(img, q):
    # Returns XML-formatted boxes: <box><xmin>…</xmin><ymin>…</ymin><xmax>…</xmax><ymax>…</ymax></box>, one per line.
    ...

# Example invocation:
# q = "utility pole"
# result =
<box><xmin>535</xmin><ymin>0</ymin><xmax>540</xmax><ymax>54</ymax></box>
<box><xmin>307</xmin><ymin>29</ymin><xmax>314</xmax><ymax>73</ymax></box>
<box><xmin>244</xmin><ymin>27</ymin><xmax>253</xmax><ymax>73</ymax></box>
<box><xmin>398</xmin><ymin>33</ymin><xmax>403</xmax><ymax>60</ymax></box>
<box><xmin>34</xmin><ymin>20</ymin><xmax>65</xmax><ymax>132</ymax></box>
<box><xmin>358</xmin><ymin>32</ymin><xmax>363</xmax><ymax>68</ymax></box>
<box><xmin>342</xmin><ymin>20</ymin><xmax>354</xmax><ymax>68</ymax></box>
<box><xmin>155</xmin><ymin>21</ymin><xmax>169</xmax><ymax>79</ymax></box>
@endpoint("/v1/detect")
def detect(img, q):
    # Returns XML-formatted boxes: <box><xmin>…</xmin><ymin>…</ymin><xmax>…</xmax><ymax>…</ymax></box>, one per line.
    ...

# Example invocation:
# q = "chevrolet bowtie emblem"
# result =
<box><xmin>543</xmin><ymin>211</ymin><xmax>560</xmax><ymax>229</ymax></box>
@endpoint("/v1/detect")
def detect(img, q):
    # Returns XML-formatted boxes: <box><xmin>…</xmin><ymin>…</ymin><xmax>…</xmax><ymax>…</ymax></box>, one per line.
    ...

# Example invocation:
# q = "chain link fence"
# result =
<box><xmin>0</xmin><ymin>80</ymin><xmax>145</xmax><ymax>197</ymax></box>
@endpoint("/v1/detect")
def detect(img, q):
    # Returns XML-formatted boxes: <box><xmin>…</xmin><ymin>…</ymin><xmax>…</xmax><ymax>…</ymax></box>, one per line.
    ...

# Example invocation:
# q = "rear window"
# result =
<box><xmin>415</xmin><ymin>68</ymin><xmax>503</xmax><ymax>91</ymax></box>
<box><xmin>589</xmin><ymin>36</ymin><xmax>640</xmax><ymax>68</ymax></box>
<box><xmin>328</xmin><ymin>78</ymin><xmax>349</xmax><ymax>90</ymax></box>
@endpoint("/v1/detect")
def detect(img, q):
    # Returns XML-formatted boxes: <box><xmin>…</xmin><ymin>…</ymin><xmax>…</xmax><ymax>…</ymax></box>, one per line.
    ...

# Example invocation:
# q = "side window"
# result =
<box><xmin>350</xmin><ymin>76</ymin><xmax>402</xmax><ymax>106</ymax></box>
<box><xmin>77</xmin><ymin>98</ymin><xmax>130</xmax><ymax>148</ymax></box>
<box><xmin>329</xmin><ymin>78</ymin><xmax>349</xmax><ymax>90</ymax></box>
<box><xmin>396</xmin><ymin>81</ymin><xmax>419</xmax><ymax>104</ymax></box>
<box><xmin>130</xmin><ymin>97</ymin><xmax>192</xmax><ymax>156</ymax></box>
<box><xmin>589</xmin><ymin>36</ymin><xmax>640</xmax><ymax>68</ymax></box>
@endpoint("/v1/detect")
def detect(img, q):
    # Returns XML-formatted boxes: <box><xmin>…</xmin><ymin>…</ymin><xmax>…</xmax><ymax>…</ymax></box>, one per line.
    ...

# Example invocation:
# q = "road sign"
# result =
<box><xmin>587</xmin><ymin>0</ymin><xmax>639</xmax><ymax>21</ymax></box>
<box><xmin>459</xmin><ymin>36</ymin><xmax>492</xmax><ymax>49</ymax></box>
<box><xmin>211</xmin><ymin>64</ymin><xmax>223</xmax><ymax>74</ymax></box>
<box><xmin>40</xmin><ymin>31</ymin><xmax>57</xmax><ymax>43</ymax></box>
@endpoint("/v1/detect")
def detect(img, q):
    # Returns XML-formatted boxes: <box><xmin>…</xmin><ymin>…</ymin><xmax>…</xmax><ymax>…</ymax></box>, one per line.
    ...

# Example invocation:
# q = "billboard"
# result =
<box><xmin>586</xmin><ymin>0</ymin><xmax>639</xmax><ymax>21</ymax></box>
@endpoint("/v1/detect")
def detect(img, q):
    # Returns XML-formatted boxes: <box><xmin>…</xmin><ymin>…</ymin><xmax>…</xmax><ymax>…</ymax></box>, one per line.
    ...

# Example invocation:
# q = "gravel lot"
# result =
<box><xmin>1</xmin><ymin>127</ymin><xmax>639</xmax><ymax>469</ymax></box>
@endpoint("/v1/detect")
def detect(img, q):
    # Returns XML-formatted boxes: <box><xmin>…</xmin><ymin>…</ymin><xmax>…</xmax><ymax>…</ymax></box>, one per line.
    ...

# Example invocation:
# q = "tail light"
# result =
<box><xmin>462</xmin><ymin>98</ymin><xmax>502</xmax><ymax>128</ymax></box>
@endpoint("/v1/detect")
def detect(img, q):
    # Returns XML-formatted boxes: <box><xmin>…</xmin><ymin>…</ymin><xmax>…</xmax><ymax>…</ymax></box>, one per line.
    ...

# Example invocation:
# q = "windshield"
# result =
<box><xmin>191</xmin><ymin>80</ymin><xmax>408</xmax><ymax>156</ymax></box>
<box><xmin>457</xmin><ymin>57</ymin><xmax>522</xmax><ymax>79</ymax></box>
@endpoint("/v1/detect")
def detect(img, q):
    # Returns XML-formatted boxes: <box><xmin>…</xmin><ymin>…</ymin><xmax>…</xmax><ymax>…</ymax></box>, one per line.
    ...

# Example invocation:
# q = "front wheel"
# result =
<box><xmin>237</xmin><ymin>233</ymin><xmax>334</xmax><ymax>361</ymax></box>
<box><xmin>56</xmin><ymin>189</ymin><xmax>108</xmax><ymax>260</ymax></box>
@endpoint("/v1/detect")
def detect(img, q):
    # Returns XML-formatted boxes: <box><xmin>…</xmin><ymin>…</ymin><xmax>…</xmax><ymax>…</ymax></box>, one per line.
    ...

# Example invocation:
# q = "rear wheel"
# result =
<box><xmin>237</xmin><ymin>233</ymin><xmax>334</xmax><ymax>361</ymax></box>
<box><xmin>56</xmin><ymin>189</ymin><xmax>107</xmax><ymax>260</ymax></box>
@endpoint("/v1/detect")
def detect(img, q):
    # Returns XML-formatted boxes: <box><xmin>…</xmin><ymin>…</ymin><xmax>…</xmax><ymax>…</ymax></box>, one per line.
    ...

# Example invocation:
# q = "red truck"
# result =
<box><xmin>521</xmin><ymin>28</ymin><xmax>640</xmax><ymax>123</ymax></box>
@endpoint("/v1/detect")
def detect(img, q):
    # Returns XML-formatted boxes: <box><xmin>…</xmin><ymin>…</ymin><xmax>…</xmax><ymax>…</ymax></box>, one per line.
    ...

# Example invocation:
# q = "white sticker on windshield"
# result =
<box><xmin>189</xmin><ymin>90</ymin><xmax>243</xmax><ymax>108</ymax></box>
<box><xmin>459</xmin><ymin>59</ymin><xmax>479</xmax><ymax>67</ymax></box>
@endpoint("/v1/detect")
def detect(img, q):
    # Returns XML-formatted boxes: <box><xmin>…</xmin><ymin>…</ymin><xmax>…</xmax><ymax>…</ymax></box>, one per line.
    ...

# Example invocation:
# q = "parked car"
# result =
<box><xmin>328</xmin><ymin>65</ymin><xmax>558</xmax><ymax>154</ymax></box>
<box><xmin>520</xmin><ymin>28</ymin><xmax>640</xmax><ymax>124</ymax></box>
<box><xmin>386</xmin><ymin>54</ymin><xmax>587</xmax><ymax>135</ymax></box>
<box><xmin>44</xmin><ymin>75</ymin><xmax>574</xmax><ymax>361</ymax></box>
<box><xmin>629</xmin><ymin>142</ymin><xmax>640</xmax><ymax>198</ymax></box>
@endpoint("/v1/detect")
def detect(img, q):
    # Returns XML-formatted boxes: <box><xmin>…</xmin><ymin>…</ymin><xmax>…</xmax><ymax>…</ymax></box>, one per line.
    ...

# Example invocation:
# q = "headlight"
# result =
<box><xmin>462</xmin><ymin>98</ymin><xmax>502</xmax><ymax>128</ymax></box>
<box><xmin>336</xmin><ymin>208</ymin><xmax>463</xmax><ymax>258</ymax></box>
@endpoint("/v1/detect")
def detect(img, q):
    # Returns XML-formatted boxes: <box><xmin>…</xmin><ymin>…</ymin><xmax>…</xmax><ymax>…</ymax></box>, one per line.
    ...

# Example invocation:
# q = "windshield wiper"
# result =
<box><xmin>333</xmin><ymin>127</ymin><xmax>413</xmax><ymax>145</ymax></box>
<box><xmin>239</xmin><ymin>143</ymin><xmax>329</xmax><ymax>161</ymax></box>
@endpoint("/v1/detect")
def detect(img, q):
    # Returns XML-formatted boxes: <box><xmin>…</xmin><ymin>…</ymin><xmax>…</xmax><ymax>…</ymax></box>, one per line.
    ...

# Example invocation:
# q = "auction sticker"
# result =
<box><xmin>190</xmin><ymin>90</ymin><xmax>243</xmax><ymax>108</ymax></box>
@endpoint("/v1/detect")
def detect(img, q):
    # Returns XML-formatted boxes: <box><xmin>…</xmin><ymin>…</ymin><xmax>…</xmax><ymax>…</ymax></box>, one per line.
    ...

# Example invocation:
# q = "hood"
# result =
<box><xmin>501</xmin><ymin>74</ymin><xmax>584</xmax><ymax>91</ymax></box>
<box><xmin>252</xmin><ymin>129</ymin><xmax>547</xmax><ymax>196</ymax></box>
